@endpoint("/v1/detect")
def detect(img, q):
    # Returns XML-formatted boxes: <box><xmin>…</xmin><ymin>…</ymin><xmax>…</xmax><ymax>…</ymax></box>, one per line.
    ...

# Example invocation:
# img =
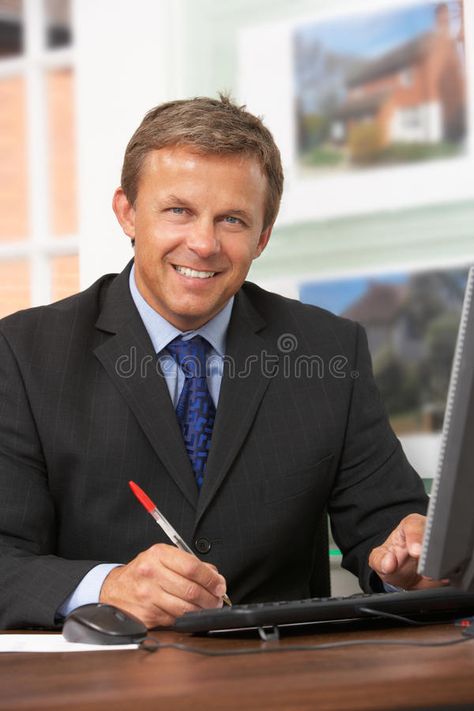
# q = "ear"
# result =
<box><xmin>112</xmin><ymin>188</ymin><xmax>136</xmax><ymax>240</ymax></box>
<box><xmin>253</xmin><ymin>224</ymin><xmax>273</xmax><ymax>259</ymax></box>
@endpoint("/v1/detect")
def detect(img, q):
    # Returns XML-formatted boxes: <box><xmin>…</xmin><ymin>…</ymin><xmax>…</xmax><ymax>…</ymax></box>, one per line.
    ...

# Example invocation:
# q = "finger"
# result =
<box><xmin>399</xmin><ymin>514</ymin><xmax>426</xmax><ymax>558</ymax></box>
<box><xmin>144</xmin><ymin>588</ymin><xmax>222</xmax><ymax>628</ymax></box>
<box><xmin>369</xmin><ymin>546</ymin><xmax>398</xmax><ymax>576</ymax></box>
<box><xmin>155</xmin><ymin>590</ymin><xmax>201</xmax><ymax>622</ymax></box>
<box><xmin>155</xmin><ymin>544</ymin><xmax>227</xmax><ymax>598</ymax></box>
<box><xmin>369</xmin><ymin>531</ymin><xmax>413</xmax><ymax>573</ymax></box>
<box><xmin>380</xmin><ymin>550</ymin><xmax>398</xmax><ymax>575</ymax></box>
<box><xmin>371</xmin><ymin>518</ymin><xmax>423</xmax><ymax>573</ymax></box>
<box><xmin>134</xmin><ymin>594</ymin><xmax>192</xmax><ymax>629</ymax></box>
<box><xmin>158</xmin><ymin>563</ymin><xmax>225</xmax><ymax>610</ymax></box>
<box><xmin>150</xmin><ymin>587</ymin><xmax>203</xmax><ymax>621</ymax></box>
<box><xmin>369</xmin><ymin>547</ymin><xmax>419</xmax><ymax>590</ymax></box>
<box><xmin>126</xmin><ymin>598</ymin><xmax>177</xmax><ymax>629</ymax></box>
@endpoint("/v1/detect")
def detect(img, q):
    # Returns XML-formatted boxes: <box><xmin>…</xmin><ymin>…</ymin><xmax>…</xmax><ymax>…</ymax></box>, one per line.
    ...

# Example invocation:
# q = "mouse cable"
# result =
<box><xmin>139</xmin><ymin>633</ymin><xmax>474</xmax><ymax>656</ymax></box>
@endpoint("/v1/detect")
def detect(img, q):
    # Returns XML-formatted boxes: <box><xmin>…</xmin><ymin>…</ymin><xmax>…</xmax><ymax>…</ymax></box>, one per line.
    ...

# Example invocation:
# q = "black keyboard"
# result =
<box><xmin>173</xmin><ymin>587</ymin><xmax>474</xmax><ymax>634</ymax></box>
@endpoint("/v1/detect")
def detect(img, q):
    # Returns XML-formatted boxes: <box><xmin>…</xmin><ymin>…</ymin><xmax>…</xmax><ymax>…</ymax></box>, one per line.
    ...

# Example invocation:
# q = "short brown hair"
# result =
<box><xmin>121</xmin><ymin>94</ymin><xmax>284</xmax><ymax>229</ymax></box>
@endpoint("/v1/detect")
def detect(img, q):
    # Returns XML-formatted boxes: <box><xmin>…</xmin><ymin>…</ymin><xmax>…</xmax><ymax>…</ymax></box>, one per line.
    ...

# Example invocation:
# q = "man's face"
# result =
<box><xmin>113</xmin><ymin>146</ymin><xmax>272</xmax><ymax>330</ymax></box>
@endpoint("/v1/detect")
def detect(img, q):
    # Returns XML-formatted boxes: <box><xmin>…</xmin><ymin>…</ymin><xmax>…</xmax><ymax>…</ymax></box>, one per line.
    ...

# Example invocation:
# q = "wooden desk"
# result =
<box><xmin>1</xmin><ymin>624</ymin><xmax>474</xmax><ymax>710</ymax></box>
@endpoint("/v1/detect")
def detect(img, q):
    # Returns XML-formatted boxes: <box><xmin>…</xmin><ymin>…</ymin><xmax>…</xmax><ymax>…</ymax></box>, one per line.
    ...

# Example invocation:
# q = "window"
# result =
<box><xmin>0</xmin><ymin>0</ymin><xmax>78</xmax><ymax>317</ymax></box>
<box><xmin>400</xmin><ymin>68</ymin><xmax>413</xmax><ymax>87</ymax></box>
<box><xmin>0</xmin><ymin>0</ymin><xmax>23</xmax><ymax>58</ymax></box>
<box><xmin>44</xmin><ymin>0</ymin><xmax>72</xmax><ymax>49</ymax></box>
<box><xmin>400</xmin><ymin>107</ymin><xmax>422</xmax><ymax>129</ymax></box>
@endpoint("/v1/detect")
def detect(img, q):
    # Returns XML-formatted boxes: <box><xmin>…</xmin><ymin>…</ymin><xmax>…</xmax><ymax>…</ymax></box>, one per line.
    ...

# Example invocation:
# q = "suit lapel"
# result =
<box><xmin>195</xmin><ymin>289</ymin><xmax>277</xmax><ymax>525</ymax></box>
<box><xmin>93</xmin><ymin>264</ymin><xmax>198</xmax><ymax>509</ymax></box>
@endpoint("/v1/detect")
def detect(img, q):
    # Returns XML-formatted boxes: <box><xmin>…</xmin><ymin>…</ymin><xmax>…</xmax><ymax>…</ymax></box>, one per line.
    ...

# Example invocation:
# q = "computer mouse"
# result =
<box><xmin>62</xmin><ymin>603</ymin><xmax>148</xmax><ymax>645</ymax></box>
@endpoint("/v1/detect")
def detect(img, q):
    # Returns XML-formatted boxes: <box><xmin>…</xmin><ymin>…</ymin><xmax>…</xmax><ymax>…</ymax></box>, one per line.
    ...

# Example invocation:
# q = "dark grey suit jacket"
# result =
<box><xmin>0</xmin><ymin>261</ymin><xmax>427</xmax><ymax>628</ymax></box>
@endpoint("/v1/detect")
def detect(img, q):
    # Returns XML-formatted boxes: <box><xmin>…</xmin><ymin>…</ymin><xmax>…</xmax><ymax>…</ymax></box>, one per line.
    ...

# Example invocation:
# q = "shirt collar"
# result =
<box><xmin>129</xmin><ymin>263</ymin><xmax>233</xmax><ymax>356</ymax></box>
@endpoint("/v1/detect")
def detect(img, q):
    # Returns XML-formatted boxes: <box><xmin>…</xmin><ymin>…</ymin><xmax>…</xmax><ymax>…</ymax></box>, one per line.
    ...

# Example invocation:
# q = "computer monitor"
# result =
<box><xmin>418</xmin><ymin>266</ymin><xmax>474</xmax><ymax>591</ymax></box>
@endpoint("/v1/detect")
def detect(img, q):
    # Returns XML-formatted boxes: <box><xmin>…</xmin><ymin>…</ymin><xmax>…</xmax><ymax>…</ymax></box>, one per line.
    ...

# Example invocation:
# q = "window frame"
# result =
<box><xmin>0</xmin><ymin>0</ymin><xmax>77</xmax><ymax>308</ymax></box>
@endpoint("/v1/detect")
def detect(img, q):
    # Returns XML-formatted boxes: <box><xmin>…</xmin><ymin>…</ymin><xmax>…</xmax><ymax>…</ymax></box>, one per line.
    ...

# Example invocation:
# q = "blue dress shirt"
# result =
<box><xmin>57</xmin><ymin>265</ymin><xmax>233</xmax><ymax>619</ymax></box>
<box><xmin>128</xmin><ymin>264</ymin><xmax>233</xmax><ymax>408</ymax></box>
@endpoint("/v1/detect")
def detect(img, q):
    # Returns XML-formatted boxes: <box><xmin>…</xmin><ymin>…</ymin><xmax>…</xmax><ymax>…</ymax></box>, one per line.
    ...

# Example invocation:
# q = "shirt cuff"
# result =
<box><xmin>56</xmin><ymin>563</ymin><xmax>122</xmax><ymax>620</ymax></box>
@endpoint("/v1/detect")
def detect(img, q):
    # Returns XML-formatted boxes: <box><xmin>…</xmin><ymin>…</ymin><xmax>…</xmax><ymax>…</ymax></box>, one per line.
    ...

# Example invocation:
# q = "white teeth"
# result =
<box><xmin>174</xmin><ymin>265</ymin><xmax>215</xmax><ymax>279</ymax></box>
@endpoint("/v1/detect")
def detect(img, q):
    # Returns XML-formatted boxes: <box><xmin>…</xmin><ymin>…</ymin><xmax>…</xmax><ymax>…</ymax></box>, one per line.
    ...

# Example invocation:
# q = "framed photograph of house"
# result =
<box><xmin>238</xmin><ymin>0</ymin><xmax>474</xmax><ymax>223</ymax></box>
<box><xmin>299</xmin><ymin>264</ymin><xmax>470</xmax><ymax>480</ymax></box>
<box><xmin>294</xmin><ymin>2</ymin><xmax>466</xmax><ymax>173</ymax></box>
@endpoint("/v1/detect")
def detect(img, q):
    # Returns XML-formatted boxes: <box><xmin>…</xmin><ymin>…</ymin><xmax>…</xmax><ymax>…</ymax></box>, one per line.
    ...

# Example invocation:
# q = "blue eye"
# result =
<box><xmin>225</xmin><ymin>216</ymin><xmax>240</xmax><ymax>224</ymax></box>
<box><xmin>171</xmin><ymin>207</ymin><xmax>185</xmax><ymax>215</ymax></box>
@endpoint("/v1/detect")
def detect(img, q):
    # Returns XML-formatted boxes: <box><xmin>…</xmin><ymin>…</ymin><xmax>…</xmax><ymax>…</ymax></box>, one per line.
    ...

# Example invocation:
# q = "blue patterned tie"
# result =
<box><xmin>166</xmin><ymin>336</ymin><xmax>216</xmax><ymax>489</ymax></box>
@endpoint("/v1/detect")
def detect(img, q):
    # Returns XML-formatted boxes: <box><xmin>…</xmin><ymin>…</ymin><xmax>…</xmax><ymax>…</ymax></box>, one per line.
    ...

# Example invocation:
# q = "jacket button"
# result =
<box><xmin>195</xmin><ymin>537</ymin><xmax>211</xmax><ymax>554</ymax></box>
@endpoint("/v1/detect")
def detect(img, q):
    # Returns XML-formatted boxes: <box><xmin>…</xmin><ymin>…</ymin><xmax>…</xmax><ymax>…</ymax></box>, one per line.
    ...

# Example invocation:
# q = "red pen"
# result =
<box><xmin>129</xmin><ymin>480</ymin><xmax>231</xmax><ymax>606</ymax></box>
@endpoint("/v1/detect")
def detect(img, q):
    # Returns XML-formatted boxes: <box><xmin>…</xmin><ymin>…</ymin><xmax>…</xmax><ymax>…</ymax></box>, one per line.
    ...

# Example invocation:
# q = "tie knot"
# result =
<box><xmin>166</xmin><ymin>335</ymin><xmax>210</xmax><ymax>378</ymax></box>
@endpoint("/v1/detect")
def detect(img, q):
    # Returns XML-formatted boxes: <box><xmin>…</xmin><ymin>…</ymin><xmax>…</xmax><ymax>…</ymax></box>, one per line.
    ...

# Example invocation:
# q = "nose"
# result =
<box><xmin>186</xmin><ymin>219</ymin><xmax>220</xmax><ymax>258</ymax></box>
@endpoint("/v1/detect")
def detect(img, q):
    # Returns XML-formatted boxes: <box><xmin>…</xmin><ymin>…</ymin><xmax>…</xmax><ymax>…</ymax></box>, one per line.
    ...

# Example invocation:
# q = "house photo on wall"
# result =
<box><xmin>299</xmin><ymin>265</ymin><xmax>469</xmax><ymax>453</ymax></box>
<box><xmin>294</xmin><ymin>1</ymin><xmax>466</xmax><ymax>173</ymax></box>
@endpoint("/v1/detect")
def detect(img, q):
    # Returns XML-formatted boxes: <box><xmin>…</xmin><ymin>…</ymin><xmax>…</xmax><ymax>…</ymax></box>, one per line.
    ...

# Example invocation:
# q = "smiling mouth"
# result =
<box><xmin>173</xmin><ymin>265</ymin><xmax>216</xmax><ymax>279</ymax></box>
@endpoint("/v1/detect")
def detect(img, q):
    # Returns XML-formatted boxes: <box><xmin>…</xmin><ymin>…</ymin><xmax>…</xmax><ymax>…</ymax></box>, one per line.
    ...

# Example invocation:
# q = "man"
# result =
<box><xmin>0</xmin><ymin>96</ymin><xmax>434</xmax><ymax>630</ymax></box>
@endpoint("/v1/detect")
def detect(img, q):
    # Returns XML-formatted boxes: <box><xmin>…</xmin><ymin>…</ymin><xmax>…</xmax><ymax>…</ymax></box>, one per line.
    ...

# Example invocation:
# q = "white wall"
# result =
<box><xmin>74</xmin><ymin>0</ymin><xmax>185</xmax><ymax>288</ymax></box>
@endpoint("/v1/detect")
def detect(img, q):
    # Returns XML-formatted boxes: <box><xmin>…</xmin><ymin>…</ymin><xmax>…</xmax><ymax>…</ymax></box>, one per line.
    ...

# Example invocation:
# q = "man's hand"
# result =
<box><xmin>369</xmin><ymin>514</ymin><xmax>448</xmax><ymax>590</ymax></box>
<box><xmin>99</xmin><ymin>544</ymin><xmax>227</xmax><ymax>628</ymax></box>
